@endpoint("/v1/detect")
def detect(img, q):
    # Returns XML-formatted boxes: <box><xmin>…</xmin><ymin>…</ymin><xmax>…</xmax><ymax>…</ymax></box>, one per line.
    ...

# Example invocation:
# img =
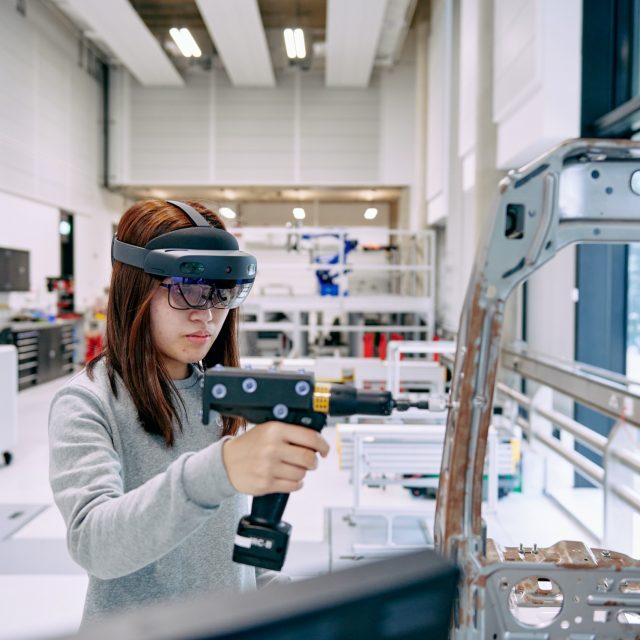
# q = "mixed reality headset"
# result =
<box><xmin>111</xmin><ymin>200</ymin><xmax>257</xmax><ymax>310</ymax></box>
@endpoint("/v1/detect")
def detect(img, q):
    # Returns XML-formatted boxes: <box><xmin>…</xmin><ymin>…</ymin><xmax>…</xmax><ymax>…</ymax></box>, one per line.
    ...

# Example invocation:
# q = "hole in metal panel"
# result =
<box><xmin>505</xmin><ymin>204</ymin><xmax>525</xmax><ymax>240</ymax></box>
<box><xmin>508</xmin><ymin>576</ymin><xmax>563</xmax><ymax>628</ymax></box>
<box><xmin>620</xmin><ymin>580</ymin><xmax>640</xmax><ymax>593</ymax></box>
<box><xmin>617</xmin><ymin>611</ymin><xmax>640</xmax><ymax>624</ymax></box>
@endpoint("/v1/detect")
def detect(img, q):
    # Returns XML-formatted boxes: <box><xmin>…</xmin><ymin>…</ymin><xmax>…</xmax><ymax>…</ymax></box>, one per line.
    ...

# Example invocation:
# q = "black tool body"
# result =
<box><xmin>202</xmin><ymin>367</ymin><xmax>403</xmax><ymax>570</ymax></box>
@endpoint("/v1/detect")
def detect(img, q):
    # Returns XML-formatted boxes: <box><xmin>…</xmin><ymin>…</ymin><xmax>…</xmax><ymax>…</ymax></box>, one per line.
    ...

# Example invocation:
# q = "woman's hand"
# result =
<box><xmin>222</xmin><ymin>422</ymin><xmax>330</xmax><ymax>495</ymax></box>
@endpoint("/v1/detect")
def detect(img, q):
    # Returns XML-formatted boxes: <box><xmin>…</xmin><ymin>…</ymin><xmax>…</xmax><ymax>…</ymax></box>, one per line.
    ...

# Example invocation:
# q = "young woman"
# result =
<box><xmin>49</xmin><ymin>200</ymin><xmax>329</xmax><ymax>626</ymax></box>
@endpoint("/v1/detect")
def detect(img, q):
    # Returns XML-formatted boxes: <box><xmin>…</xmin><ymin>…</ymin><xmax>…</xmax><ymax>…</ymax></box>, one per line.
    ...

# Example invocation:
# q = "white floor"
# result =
<box><xmin>0</xmin><ymin>374</ymin><xmax>598</xmax><ymax>640</ymax></box>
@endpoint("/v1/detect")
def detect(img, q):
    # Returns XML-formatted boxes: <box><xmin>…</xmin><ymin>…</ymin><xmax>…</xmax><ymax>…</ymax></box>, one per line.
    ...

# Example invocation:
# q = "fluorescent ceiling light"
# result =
<box><xmin>293</xmin><ymin>28</ymin><xmax>306</xmax><ymax>58</ymax></box>
<box><xmin>284</xmin><ymin>28</ymin><xmax>306</xmax><ymax>59</ymax></box>
<box><xmin>219</xmin><ymin>207</ymin><xmax>236</xmax><ymax>219</ymax></box>
<box><xmin>283</xmin><ymin>28</ymin><xmax>296</xmax><ymax>59</ymax></box>
<box><xmin>364</xmin><ymin>207</ymin><xmax>378</xmax><ymax>220</ymax></box>
<box><xmin>293</xmin><ymin>207</ymin><xmax>306</xmax><ymax>220</ymax></box>
<box><xmin>169</xmin><ymin>27</ymin><xmax>202</xmax><ymax>58</ymax></box>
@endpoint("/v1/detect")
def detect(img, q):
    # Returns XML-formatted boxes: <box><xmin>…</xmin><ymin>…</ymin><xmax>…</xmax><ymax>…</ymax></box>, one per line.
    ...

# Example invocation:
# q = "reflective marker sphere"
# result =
<box><xmin>273</xmin><ymin>404</ymin><xmax>289</xmax><ymax>419</ymax></box>
<box><xmin>242</xmin><ymin>378</ymin><xmax>258</xmax><ymax>393</ymax></box>
<box><xmin>212</xmin><ymin>384</ymin><xmax>227</xmax><ymax>399</ymax></box>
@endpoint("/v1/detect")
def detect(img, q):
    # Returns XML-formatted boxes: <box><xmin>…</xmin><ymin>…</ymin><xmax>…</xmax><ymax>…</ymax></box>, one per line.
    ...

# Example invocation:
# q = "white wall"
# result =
<box><xmin>425</xmin><ymin>0</ymin><xmax>453</xmax><ymax>226</ymax></box>
<box><xmin>0</xmin><ymin>1</ymin><xmax>124</xmax><ymax>314</ymax></box>
<box><xmin>379</xmin><ymin>31</ymin><xmax>417</xmax><ymax>187</ymax></box>
<box><xmin>491</xmin><ymin>0</ymin><xmax>581</xmax><ymax>354</ymax></box>
<box><xmin>526</xmin><ymin>246</ymin><xmax>576</xmax><ymax>360</ymax></box>
<box><xmin>109</xmin><ymin>42</ymin><xmax>417</xmax><ymax>189</ymax></box>
<box><xmin>0</xmin><ymin>192</ymin><xmax>59</xmax><ymax>317</ymax></box>
<box><xmin>493</xmin><ymin>0</ymin><xmax>582</xmax><ymax>169</ymax></box>
<box><xmin>425</xmin><ymin>0</ymin><xmax>582</xmax><ymax>348</ymax></box>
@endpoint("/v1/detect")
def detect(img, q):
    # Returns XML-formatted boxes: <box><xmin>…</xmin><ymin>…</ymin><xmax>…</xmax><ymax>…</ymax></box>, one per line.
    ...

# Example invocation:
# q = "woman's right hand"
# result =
<box><xmin>221</xmin><ymin>421</ymin><xmax>330</xmax><ymax>496</ymax></box>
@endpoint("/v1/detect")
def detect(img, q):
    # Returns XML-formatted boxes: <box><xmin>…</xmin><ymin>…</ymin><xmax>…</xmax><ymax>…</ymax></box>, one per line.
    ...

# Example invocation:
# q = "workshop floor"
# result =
<box><xmin>0</xmin><ymin>374</ymin><xmax>596</xmax><ymax>640</ymax></box>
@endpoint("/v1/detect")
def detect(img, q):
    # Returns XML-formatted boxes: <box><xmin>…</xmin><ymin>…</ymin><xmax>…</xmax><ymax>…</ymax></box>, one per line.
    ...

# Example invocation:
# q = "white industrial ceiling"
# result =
<box><xmin>50</xmin><ymin>0</ymin><xmax>418</xmax><ymax>88</ymax></box>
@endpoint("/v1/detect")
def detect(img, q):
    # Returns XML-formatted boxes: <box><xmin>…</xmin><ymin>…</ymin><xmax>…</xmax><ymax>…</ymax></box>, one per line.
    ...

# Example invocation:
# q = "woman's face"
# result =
<box><xmin>149</xmin><ymin>280</ymin><xmax>229</xmax><ymax>379</ymax></box>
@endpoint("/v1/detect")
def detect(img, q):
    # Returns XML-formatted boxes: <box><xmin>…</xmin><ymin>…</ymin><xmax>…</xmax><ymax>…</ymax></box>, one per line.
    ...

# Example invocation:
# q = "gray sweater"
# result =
<box><xmin>48</xmin><ymin>359</ymin><xmax>280</xmax><ymax>626</ymax></box>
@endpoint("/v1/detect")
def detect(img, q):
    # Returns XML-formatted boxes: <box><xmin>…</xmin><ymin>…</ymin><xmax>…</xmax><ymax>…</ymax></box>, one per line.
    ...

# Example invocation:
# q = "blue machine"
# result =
<box><xmin>301</xmin><ymin>233</ymin><xmax>358</xmax><ymax>296</ymax></box>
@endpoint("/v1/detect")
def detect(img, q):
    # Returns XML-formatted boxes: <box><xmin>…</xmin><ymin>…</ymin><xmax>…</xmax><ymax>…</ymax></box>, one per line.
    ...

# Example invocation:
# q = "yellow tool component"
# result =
<box><xmin>313</xmin><ymin>382</ymin><xmax>332</xmax><ymax>414</ymax></box>
<box><xmin>510</xmin><ymin>438</ymin><xmax>521</xmax><ymax>472</ymax></box>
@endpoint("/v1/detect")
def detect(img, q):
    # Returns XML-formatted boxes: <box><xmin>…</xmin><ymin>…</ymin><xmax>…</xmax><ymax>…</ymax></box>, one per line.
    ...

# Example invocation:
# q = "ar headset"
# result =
<box><xmin>111</xmin><ymin>200</ymin><xmax>257</xmax><ymax>309</ymax></box>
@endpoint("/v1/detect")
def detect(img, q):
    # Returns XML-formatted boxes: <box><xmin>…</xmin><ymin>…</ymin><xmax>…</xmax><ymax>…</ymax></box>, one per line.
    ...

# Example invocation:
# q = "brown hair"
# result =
<box><xmin>88</xmin><ymin>199</ymin><xmax>245</xmax><ymax>446</ymax></box>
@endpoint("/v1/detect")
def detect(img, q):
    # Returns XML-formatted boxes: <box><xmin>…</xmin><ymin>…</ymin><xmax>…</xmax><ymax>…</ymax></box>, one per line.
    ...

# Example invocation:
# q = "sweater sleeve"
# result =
<box><xmin>48</xmin><ymin>386</ymin><xmax>237</xmax><ymax>580</ymax></box>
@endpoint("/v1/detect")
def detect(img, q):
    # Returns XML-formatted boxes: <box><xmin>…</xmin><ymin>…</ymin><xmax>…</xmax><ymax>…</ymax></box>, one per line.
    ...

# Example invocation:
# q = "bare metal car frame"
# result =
<box><xmin>434</xmin><ymin>139</ymin><xmax>640</xmax><ymax>638</ymax></box>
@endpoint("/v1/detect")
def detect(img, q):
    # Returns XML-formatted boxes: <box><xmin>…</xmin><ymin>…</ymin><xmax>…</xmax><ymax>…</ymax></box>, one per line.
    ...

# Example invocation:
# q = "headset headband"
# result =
<box><xmin>111</xmin><ymin>200</ymin><xmax>258</xmax><ymax>283</ymax></box>
<box><xmin>166</xmin><ymin>200</ymin><xmax>211</xmax><ymax>227</ymax></box>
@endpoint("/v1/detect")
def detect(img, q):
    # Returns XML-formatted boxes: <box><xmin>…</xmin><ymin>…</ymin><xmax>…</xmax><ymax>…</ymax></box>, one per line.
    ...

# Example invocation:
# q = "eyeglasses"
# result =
<box><xmin>159</xmin><ymin>277</ymin><xmax>253</xmax><ymax>310</ymax></box>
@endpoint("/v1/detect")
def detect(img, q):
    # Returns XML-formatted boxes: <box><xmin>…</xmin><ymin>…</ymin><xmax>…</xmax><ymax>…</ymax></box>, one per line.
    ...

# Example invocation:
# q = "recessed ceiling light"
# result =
<box><xmin>284</xmin><ymin>28</ymin><xmax>306</xmax><ymax>59</ymax></box>
<box><xmin>169</xmin><ymin>27</ymin><xmax>201</xmax><ymax>58</ymax></box>
<box><xmin>293</xmin><ymin>28</ymin><xmax>306</xmax><ymax>58</ymax></box>
<box><xmin>364</xmin><ymin>207</ymin><xmax>378</xmax><ymax>220</ymax></box>
<box><xmin>219</xmin><ymin>207</ymin><xmax>236</xmax><ymax>219</ymax></box>
<box><xmin>292</xmin><ymin>207</ymin><xmax>306</xmax><ymax>220</ymax></box>
<box><xmin>283</xmin><ymin>29</ymin><xmax>297</xmax><ymax>59</ymax></box>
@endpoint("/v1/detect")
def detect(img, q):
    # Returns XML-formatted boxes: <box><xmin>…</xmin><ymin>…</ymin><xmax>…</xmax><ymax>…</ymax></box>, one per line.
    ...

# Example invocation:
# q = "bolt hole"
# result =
<box><xmin>508</xmin><ymin>576</ymin><xmax>563</xmax><ymax>628</ymax></box>
<box><xmin>591</xmin><ymin>170</ymin><xmax>600</xmax><ymax>179</ymax></box>
<box><xmin>605</xmin><ymin>186</ymin><xmax>613</xmax><ymax>194</ymax></box>
<box><xmin>617</xmin><ymin>611</ymin><xmax>640</xmax><ymax>624</ymax></box>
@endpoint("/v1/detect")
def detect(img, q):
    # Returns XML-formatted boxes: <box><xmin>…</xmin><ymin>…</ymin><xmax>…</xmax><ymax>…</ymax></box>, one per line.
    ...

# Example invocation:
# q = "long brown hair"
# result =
<box><xmin>88</xmin><ymin>199</ymin><xmax>245</xmax><ymax>446</ymax></box>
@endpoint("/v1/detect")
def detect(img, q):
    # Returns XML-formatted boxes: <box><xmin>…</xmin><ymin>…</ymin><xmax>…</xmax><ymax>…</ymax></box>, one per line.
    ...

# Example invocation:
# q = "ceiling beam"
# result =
<box><xmin>56</xmin><ymin>0</ymin><xmax>184</xmax><ymax>87</ymax></box>
<box><xmin>195</xmin><ymin>0</ymin><xmax>276</xmax><ymax>87</ymax></box>
<box><xmin>376</xmin><ymin>0</ymin><xmax>418</xmax><ymax>65</ymax></box>
<box><xmin>326</xmin><ymin>0</ymin><xmax>388</xmax><ymax>87</ymax></box>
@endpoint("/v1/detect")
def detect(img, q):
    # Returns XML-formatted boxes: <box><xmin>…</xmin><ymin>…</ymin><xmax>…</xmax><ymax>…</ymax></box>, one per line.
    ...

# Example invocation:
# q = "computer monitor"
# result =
<box><xmin>71</xmin><ymin>549</ymin><xmax>459</xmax><ymax>640</ymax></box>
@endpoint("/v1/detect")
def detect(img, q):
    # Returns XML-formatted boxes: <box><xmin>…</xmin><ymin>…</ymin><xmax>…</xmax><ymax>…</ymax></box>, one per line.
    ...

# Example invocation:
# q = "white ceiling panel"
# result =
<box><xmin>196</xmin><ymin>0</ymin><xmax>275</xmax><ymax>87</ymax></box>
<box><xmin>326</xmin><ymin>0</ymin><xmax>388</xmax><ymax>87</ymax></box>
<box><xmin>57</xmin><ymin>0</ymin><xmax>184</xmax><ymax>86</ymax></box>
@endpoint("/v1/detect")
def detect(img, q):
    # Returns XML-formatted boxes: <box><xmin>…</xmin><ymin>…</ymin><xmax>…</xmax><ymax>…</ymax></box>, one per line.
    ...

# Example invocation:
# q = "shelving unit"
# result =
<box><xmin>235</xmin><ymin>226</ymin><xmax>436</xmax><ymax>357</ymax></box>
<box><xmin>14</xmin><ymin>329</ymin><xmax>39</xmax><ymax>390</ymax></box>
<box><xmin>9</xmin><ymin>320</ymin><xmax>81</xmax><ymax>389</ymax></box>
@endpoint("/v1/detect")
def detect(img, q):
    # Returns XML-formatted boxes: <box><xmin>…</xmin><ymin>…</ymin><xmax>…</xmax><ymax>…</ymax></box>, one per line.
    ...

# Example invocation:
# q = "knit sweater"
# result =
<box><xmin>48</xmin><ymin>359</ymin><xmax>280</xmax><ymax>626</ymax></box>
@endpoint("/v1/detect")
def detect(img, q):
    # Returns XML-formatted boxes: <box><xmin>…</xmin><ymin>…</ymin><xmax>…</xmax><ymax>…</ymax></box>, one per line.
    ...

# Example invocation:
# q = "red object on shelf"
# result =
<box><xmin>363</xmin><ymin>333</ymin><xmax>375</xmax><ymax>357</ymax></box>
<box><xmin>378</xmin><ymin>333</ymin><xmax>387</xmax><ymax>360</ymax></box>
<box><xmin>433</xmin><ymin>334</ymin><xmax>440</xmax><ymax>362</ymax></box>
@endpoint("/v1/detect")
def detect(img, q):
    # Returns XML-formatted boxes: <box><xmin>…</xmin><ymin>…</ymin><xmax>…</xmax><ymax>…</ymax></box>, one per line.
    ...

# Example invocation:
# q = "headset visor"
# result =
<box><xmin>161</xmin><ymin>277</ymin><xmax>253</xmax><ymax>310</ymax></box>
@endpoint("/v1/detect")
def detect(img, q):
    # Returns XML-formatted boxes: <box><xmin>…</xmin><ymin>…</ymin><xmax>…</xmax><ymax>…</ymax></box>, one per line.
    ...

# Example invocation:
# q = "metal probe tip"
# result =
<box><xmin>393</xmin><ymin>399</ymin><xmax>431</xmax><ymax>411</ymax></box>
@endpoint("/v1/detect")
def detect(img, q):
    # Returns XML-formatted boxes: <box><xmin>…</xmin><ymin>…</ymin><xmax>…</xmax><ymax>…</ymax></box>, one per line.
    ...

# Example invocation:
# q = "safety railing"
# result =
<box><xmin>497</xmin><ymin>343</ymin><xmax>640</xmax><ymax>557</ymax></box>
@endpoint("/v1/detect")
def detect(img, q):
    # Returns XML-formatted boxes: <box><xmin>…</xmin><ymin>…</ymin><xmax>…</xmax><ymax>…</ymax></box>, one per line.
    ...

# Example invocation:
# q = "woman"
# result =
<box><xmin>49</xmin><ymin>199</ymin><xmax>329</xmax><ymax>626</ymax></box>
